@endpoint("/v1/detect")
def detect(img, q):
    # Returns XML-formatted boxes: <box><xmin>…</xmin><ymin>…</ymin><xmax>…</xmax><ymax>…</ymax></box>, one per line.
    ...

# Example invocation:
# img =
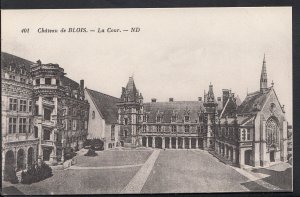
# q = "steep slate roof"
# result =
<box><xmin>219</xmin><ymin>115</ymin><xmax>254</xmax><ymax>125</ymax></box>
<box><xmin>237</xmin><ymin>88</ymin><xmax>271</xmax><ymax>114</ymax></box>
<box><xmin>1</xmin><ymin>52</ymin><xmax>33</xmax><ymax>70</ymax></box>
<box><xmin>86</xmin><ymin>88</ymin><xmax>121</xmax><ymax>124</ymax></box>
<box><xmin>144</xmin><ymin>101</ymin><xmax>204</xmax><ymax>123</ymax></box>
<box><xmin>61</xmin><ymin>76</ymin><xmax>80</xmax><ymax>91</ymax></box>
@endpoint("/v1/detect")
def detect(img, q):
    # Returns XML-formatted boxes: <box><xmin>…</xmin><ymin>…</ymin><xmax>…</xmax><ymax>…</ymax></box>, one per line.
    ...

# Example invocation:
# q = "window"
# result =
<box><xmin>36</xmin><ymin>79</ymin><xmax>40</xmax><ymax>85</ymax></box>
<box><xmin>185</xmin><ymin>116</ymin><xmax>190</xmax><ymax>122</ymax></box>
<box><xmin>143</xmin><ymin>115</ymin><xmax>147</xmax><ymax>122</ymax></box>
<box><xmin>9</xmin><ymin>75</ymin><xmax>16</xmax><ymax>80</ymax></box>
<box><xmin>143</xmin><ymin>125</ymin><xmax>147</xmax><ymax>132</ymax></box>
<box><xmin>241</xmin><ymin>129</ymin><xmax>246</xmax><ymax>141</ymax></box>
<box><xmin>20</xmin><ymin>68</ymin><xmax>25</xmax><ymax>75</ymax></box>
<box><xmin>171</xmin><ymin>115</ymin><xmax>177</xmax><ymax>122</ymax></box>
<box><xmin>35</xmin><ymin>105</ymin><xmax>39</xmax><ymax>115</ymax></box>
<box><xmin>111</xmin><ymin>125</ymin><xmax>115</xmax><ymax>140</ymax></box>
<box><xmin>8</xmin><ymin>117</ymin><xmax>17</xmax><ymax>134</ymax></box>
<box><xmin>20</xmin><ymin>78</ymin><xmax>26</xmax><ymax>83</ymax></box>
<box><xmin>172</xmin><ymin>125</ymin><xmax>177</xmax><ymax>133</ymax></box>
<box><xmin>28</xmin><ymin>101</ymin><xmax>32</xmax><ymax>112</ymax></box>
<box><xmin>34</xmin><ymin>126</ymin><xmax>38</xmax><ymax>138</ymax></box>
<box><xmin>68</xmin><ymin>120</ymin><xmax>72</xmax><ymax>130</ymax></box>
<box><xmin>156</xmin><ymin>116</ymin><xmax>161</xmax><ymax>122</ymax></box>
<box><xmin>19</xmin><ymin>100</ymin><xmax>27</xmax><ymax>112</ymax></box>
<box><xmin>9</xmin><ymin>98</ymin><xmax>17</xmax><ymax>111</ymax></box>
<box><xmin>156</xmin><ymin>125</ymin><xmax>161</xmax><ymax>132</ymax></box>
<box><xmin>19</xmin><ymin>118</ymin><xmax>27</xmax><ymax>133</ymax></box>
<box><xmin>266</xmin><ymin>118</ymin><xmax>278</xmax><ymax>146</ymax></box>
<box><xmin>45</xmin><ymin>78</ymin><xmax>51</xmax><ymax>85</ymax></box>
<box><xmin>197</xmin><ymin>126</ymin><xmax>201</xmax><ymax>133</ymax></box>
<box><xmin>124</xmin><ymin>118</ymin><xmax>128</xmax><ymax>125</ymax></box>
<box><xmin>221</xmin><ymin>127</ymin><xmax>226</xmax><ymax>136</ymax></box>
<box><xmin>28</xmin><ymin>119</ymin><xmax>31</xmax><ymax>133</ymax></box>
<box><xmin>56</xmin><ymin>79</ymin><xmax>60</xmax><ymax>86</ymax></box>
<box><xmin>72</xmin><ymin>120</ymin><xmax>77</xmax><ymax>130</ymax></box>
<box><xmin>185</xmin><ymin>125</ymin><xmax>190</xmax><ymax>133</ymax></box>
<box><xmin>43</xmin><ymin>129</ymin><xmax>51</xmax><ymax>140</ymax></box>
<box><xmin>73</xmin><ymin>108</ymin><xmax>77</xmax><ymax>116</ymax></box>
<box><xmin>44</xmin><ymin>108</ymin><xmax>51</xmax><ymax>121</ymax></box>
<box><xmin>92</xmin><ymin>111</ymin><xmax>95</xmax><ymax>119</ymax></box>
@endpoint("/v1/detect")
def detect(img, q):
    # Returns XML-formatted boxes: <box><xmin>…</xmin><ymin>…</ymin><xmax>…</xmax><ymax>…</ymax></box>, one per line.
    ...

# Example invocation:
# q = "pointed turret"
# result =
<box><xmin>123</xmin><ymin>76</ymin><xmax>139</xmax><ymax>102</ymax></box>
<box><xmin>207</xmin><ymin>83</ymin><xmax>215</xmax><ymax>102</ymax></box>
<box><xmin>260</xmin><ymin>54</ymin><xmax>268</xmax><ymax>92</ymax></box>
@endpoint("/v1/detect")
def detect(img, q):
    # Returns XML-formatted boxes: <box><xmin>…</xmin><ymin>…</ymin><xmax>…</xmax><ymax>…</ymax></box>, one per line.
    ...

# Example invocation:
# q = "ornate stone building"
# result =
<box><xmin>214</xmin><ymin>55</ymin><xmax>289</xmax><ymax>168</ymax></box>
<box><xmin>117</xmin><ymin>77</ymin><xmax>220</xmax><ymax>150</ymax></box>
<box><xmin>2</xmin><ymin>52</ymin><xmax>89</xmax><ymax>176</ymax></box>
<box><xmin>31</xmin><ymin>60</ymin><xmax>89</xmax><ymax>164</ymax></box>
<box><xmin>2</xmin><ymin>52</ymin><xmax>39</xmax><ymax>177</ymax></box>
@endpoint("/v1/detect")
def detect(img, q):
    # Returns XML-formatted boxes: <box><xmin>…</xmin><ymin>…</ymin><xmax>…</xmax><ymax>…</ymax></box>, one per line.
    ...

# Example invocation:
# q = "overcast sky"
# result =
<box><xmin>2</xmin><ymin>7</ymin><xmax>292</xmax><ymax>123</ymax></box>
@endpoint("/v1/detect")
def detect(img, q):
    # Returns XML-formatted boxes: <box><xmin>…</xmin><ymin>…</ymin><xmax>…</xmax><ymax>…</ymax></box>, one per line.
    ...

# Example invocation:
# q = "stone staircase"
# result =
<box><xmin>209</xmin><ymin>150</ymin><xmax>238</xmax><ymax>167</ymax></box>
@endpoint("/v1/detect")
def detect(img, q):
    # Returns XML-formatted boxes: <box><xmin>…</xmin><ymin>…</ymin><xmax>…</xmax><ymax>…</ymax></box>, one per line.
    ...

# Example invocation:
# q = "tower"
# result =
<box><xmin>203</xmin><ymin>83</ymin><xmax>218</xmax><ymax>150</ymax></box>
<box><xmin>117</xmin><ymin>77</ymin><xmax>143</xmax><ymax>146</ymax></box>
<box><xmin>260</xmin><ymin>54</ymin><xmax>268</xmax><ymax>92</ymax></box>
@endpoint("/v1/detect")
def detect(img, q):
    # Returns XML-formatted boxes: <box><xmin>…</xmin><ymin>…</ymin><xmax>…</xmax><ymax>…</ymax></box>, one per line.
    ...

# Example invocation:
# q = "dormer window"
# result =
<box><xmin>45</xmin><ymin>78</ymin><xmax>51</xmax><ymax>85</ymax></box>
<box><xmin>185</xmin><ymin>125</ymin><xmax>190</xmax><ymax>133</ymax></box>
<box><xmin>171</xmin><ymin>115</ymin><xmax>177</xmax><ymax>122</ymax></box>
<box><xmin>156</xmin><ymin>115</ymin><xmax>161</xmax><ymax>122</ymax></box>
<box><xmin>184</xmin><ymin>116</ymin><xmax>190</xmax><ymax>122</ymax></box>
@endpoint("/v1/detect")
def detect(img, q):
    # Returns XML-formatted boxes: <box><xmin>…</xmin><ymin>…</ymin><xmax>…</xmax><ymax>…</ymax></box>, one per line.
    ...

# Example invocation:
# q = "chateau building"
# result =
<box><xmin>2</xmin><ymin>52</ymin><xmax>39</xmax><ymax>177</ymax></box>
<box><xmin>85</xmin><ymin>88</ymin><xmax>120</xmax><ymax>149</ymax></box>
<box><xmin>2</xmin><ymin>52</ymin><xmax>89</xmax><ymax>176</ymax></box>
<box><xmin>31</xmin><ymin>60</ymin><xmax>89</xmax><ymax>164</ymax></box>
<box><xmin>214</xmin><ymin>55</ymin><xmax>289</xmax><ymax>168</ymax></box>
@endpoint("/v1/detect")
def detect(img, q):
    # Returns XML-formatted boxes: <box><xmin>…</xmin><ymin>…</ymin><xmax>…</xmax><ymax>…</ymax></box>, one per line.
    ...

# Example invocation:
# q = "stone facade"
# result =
<box><xmin>31</xmin><ymin>60</ymin><xmax>89</xmax><ymax>164</ymax></box>
<box><xmin>2</xmin><ymin>52</ymin><xmax>39</xmax><ymax>178</ymax></box>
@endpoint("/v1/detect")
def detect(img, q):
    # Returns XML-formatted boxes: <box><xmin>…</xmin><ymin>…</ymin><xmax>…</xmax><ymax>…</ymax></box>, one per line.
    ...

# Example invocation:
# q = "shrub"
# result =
<box><xmin>21</xmin><ymin>162</ymin><xmax>53</xmax><ymax>184</ymax></box>
<box><xmin>64</xmin><ymin>147</ymin><xmax>77</xmax><ymax>161</ymax></box>
<box><xmin>84</xmin><ymin>148</ymin><xmax>98</xmax><ymax>157</ymax></box>
<box><xmin>91</xmin><ymin>139</ymin><xmax>104</xmax><ymax>151</ymax></box>
<box><xmin>4</xmin><ymin>165</ymin><xmax>18</xmax><ymax>184</ymax></box>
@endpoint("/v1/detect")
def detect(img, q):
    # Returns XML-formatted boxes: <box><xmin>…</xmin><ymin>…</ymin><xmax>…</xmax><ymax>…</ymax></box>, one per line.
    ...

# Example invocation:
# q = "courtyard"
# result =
<box><xmin>2</xmin><ymin>149</ymin><xmax>292</xmax><ymax>195</ymax></box>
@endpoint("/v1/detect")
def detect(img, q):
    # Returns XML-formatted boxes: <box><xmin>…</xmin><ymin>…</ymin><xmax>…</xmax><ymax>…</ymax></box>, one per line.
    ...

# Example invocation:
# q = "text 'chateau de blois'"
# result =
<box><xmin>2</xmin><ymin>52</ymin><xmax>292</xmax><ymax>177</ymax></box>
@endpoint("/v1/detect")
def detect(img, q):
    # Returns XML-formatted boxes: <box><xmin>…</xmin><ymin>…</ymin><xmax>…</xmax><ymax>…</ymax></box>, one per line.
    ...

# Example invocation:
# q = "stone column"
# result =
<box><xmin>176</xmin><ymin>137</ymin><xmax>178</xmax><ymax>149</ymax></box>
<box><xmin>146</xmin><ymin>137</ymin><xmax>148</xmax><ymax>147</ymax></box>
<box><xmin>162</xmin><ymin>137</ymin><xmax>165</xmax><ymax>149</ymax></box>
<box><xmin>196</xmin><ymin>138</ymin><xmax>199</xmax><ymax>149</ymax></box>
<box><xmin>239</xmin><ymin>148</ymin><xmax>245</xmax><ymax>168</ymax></box>
<box><xmin>233</xmin><ymin>148</ymin><xmax>236</xmax><ymax>163</ymax></box>
<box><xmin>224</xmin><ymin>145</ymin><xmax>227</xmax><ymax>158</ymax></box>
<box><xmin>189</xmin><ymin>138</ymin><xmax>192</xmax><ymax>149</ymax></box>
<box><xmin>152</xmin><ymin>137</ymin><xmax>155</xmax><ymax>148</ymax></box>
<box><xmin>228</xmin><ymin>148</ymin><xmax>231</xmax><ymax>161</ymax></box>
<box><xmin>183</xmin><ymin>139</ymin><xmax>185</xmax><ymax>149</ymax></box>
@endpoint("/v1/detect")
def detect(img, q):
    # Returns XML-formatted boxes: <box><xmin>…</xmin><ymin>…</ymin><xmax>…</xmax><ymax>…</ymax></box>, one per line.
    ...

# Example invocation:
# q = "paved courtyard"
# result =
<box><xmin>2</xmin><ymin>149</ymin><xmax>292</xmax><ymax>195</ymax></box>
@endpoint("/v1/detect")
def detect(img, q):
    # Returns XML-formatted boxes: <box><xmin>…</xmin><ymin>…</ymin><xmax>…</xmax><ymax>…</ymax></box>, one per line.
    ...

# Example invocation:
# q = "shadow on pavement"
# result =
<box><xmin>2</xmin><ymin>186</ymin><xmax>25</xmax><ymax>195</ymax></box>
<box><xmin>240</xmin><ymin>181</ymin><xmax>270</xmax><ymax>192</ymax></box>
<box><xmin>251</xmin><ymin>167</ymin><xmax>292</xmax><ymax>191</ymax></box>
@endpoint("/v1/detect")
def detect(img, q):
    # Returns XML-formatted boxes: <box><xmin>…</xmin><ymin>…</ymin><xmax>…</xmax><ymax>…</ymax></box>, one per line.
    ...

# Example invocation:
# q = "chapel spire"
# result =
<box><xmin>260</xmin><ymin>54</ymin><xmax>268</xmax><ymax>92</ymax></box>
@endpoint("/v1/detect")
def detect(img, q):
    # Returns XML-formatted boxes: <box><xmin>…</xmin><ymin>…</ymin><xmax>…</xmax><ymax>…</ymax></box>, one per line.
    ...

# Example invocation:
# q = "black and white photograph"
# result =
<box><xmin>1</xmin><ymin>7</ymin><xmax>293</xmax><ymax>194</ymax></box>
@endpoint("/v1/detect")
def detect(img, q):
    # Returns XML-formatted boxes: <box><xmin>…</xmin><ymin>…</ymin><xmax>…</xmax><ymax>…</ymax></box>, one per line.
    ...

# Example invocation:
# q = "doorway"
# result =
<box><xmin>270</xmin><ymin>150</ymin><xmax>275</xmax><ymax>162</ymax></box>
<box><xmin>244</xmin><ymin>150</ymin><xmax>252</xmax><ymax>166</ymax></box>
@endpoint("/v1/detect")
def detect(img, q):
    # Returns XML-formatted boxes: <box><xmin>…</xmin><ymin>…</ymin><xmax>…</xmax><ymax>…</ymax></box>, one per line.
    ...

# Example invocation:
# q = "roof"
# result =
<box><xmin>237</xmin><ymin>88</ymin><xmax>271</xmax><ymax>114</ymax></box>
<box><xmin>219</xmin><ymin>115</ymin><xmax>255</xmax><ymax>126</ymax></box>
<box><xmin>143</xmin><ymin>101</ymin><xmax>204</xmax><ymax>123</ymax></box>
<box><xmin>86</xmin><ymin>88</ymin><xmax>121</xmax><ymax>124</ymax></box>
<box><xmin>1</xmin><ymin>52</ymin><xmax>33</xmax><ymax>71</ymax></box>
<box><xmin>61</xmin><ymin>76</ymin><xmax>80</xmax><ymax>91</ymax></box>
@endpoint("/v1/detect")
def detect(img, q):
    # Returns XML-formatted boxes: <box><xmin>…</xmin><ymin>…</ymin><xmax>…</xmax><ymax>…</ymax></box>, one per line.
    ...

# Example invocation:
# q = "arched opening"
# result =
<box><xmin>266</xmin><ymin>117</ymin><xmax>279</xmax><ymax>149</ymax></box>
<box><xmin>178</xmin><ymin>137</ymin><xmax>183</xmax><ymax>149</ymax></box>
<box><xmin>185</xmin><ymin>138</ymin><xmax>190</xmax><ymax>149</ymax></box>
<box><xmin>191</xmin><ymin>138</ymin><xmax>196</xmax><ymax>149</ymax></box>
<box><xmin>148</xmin><ymin>137</ymin><xmax>153</xmax><ymax>148</ymax></box>
<box><xmin>4</xmin><ymin>150</ymin><xmax>16</xmax><ymax>182</ymax></box>
<box><xmin>198</xmin><ymin>138</ymin><xmax>203</xmax><ymax>149</ymax></box>
<box><xmin>244</xmin><ymin>150</ymin><xmax>252</xmax><ymax>166</ymax></box>
<box><xmin>27</xmin><ymin>147</ymin><xmax>34</xmax><ymax>167</ymax></box>
<box><xmin>155</xmin><ymin>137</ymin><xmax>162</xmax><ymax>149</ymax></box>
<box><xmin>142</xmin><ymin>137</ymin><xmax>147</xmax><ymax>147</ymax></box>
<box><xmin>171</xmin><ymin>137</ymin><xmax>176</xmax><ymax>149</ymax></box>
<box><xmin>165</xmin><ymin>137</ymin><xmax>170</xmax><ymax>148</ymax></box>
<box><xmin>17</xmin><ymin>149</ymin><xmax>25</xmax><ymax>171</ymax></box>
<box><xmin>43</xmin><ymin>148</ymin><xmax>52</xmax><ymax>161</ymax></box>
<box><xmin>270</xmin><ymin>150</ymin><xmax>275</xmax><ymax>162</ymax></box>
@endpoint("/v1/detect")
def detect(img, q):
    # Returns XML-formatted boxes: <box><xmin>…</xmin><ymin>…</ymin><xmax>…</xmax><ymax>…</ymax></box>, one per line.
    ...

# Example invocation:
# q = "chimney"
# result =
<box><xmin>198</xmin><ymin>97</ymin><xmax>202</xmax><ymax>101</ymax></box>
<box><xmin>80</xmin><ymin>80</ymin><xmax>84</xmax><ymax>90</ymax></box>
<box><xmin>151</xmin><ymin>98</ymin><xmax>156</xmax><ymax>103</ymax></box>
<box><xmin>222</xmin><ymin>89</ymin><xmax>230</xmax><ymax>107</ymax></box>
<box><xmin>169</xmin><ymin>98</ymin><xmax>174</xmax><ymax>102</ymax></box>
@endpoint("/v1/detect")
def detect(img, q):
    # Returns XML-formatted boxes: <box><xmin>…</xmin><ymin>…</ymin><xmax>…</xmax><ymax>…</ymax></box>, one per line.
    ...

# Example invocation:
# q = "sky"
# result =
<box><xmin>1</xmin><ymin>7</ymin><xmax>292</xmax><ymax>123</ymax></box>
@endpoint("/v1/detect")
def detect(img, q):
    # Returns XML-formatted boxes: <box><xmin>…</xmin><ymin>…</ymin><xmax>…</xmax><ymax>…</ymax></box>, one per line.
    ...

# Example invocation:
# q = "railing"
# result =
<box><xmin>41</xmin><ymin>140</ymin><xmax>55</xmax><ymax>146</ymax></box>
<box><xmin>42</xmin><ymin>120</ymin><xmax>56</xmax><ymax>127</ymax></box>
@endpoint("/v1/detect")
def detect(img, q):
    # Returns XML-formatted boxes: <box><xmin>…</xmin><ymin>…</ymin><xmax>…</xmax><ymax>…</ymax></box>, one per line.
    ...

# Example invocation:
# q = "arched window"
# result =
<box><xmin>156</xmin><ymin>115</ymin><xmax>161</xmax><ymax>122</ymax></box>
<box><xmin>266</xmin><ymin>118</ymin><xmax>278</xmax><ymax>146</ymax></box>
<box><xmin>92</xmin><ymin>111</ymin><xmax>95</xmax><ymax>119</ymax></box>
